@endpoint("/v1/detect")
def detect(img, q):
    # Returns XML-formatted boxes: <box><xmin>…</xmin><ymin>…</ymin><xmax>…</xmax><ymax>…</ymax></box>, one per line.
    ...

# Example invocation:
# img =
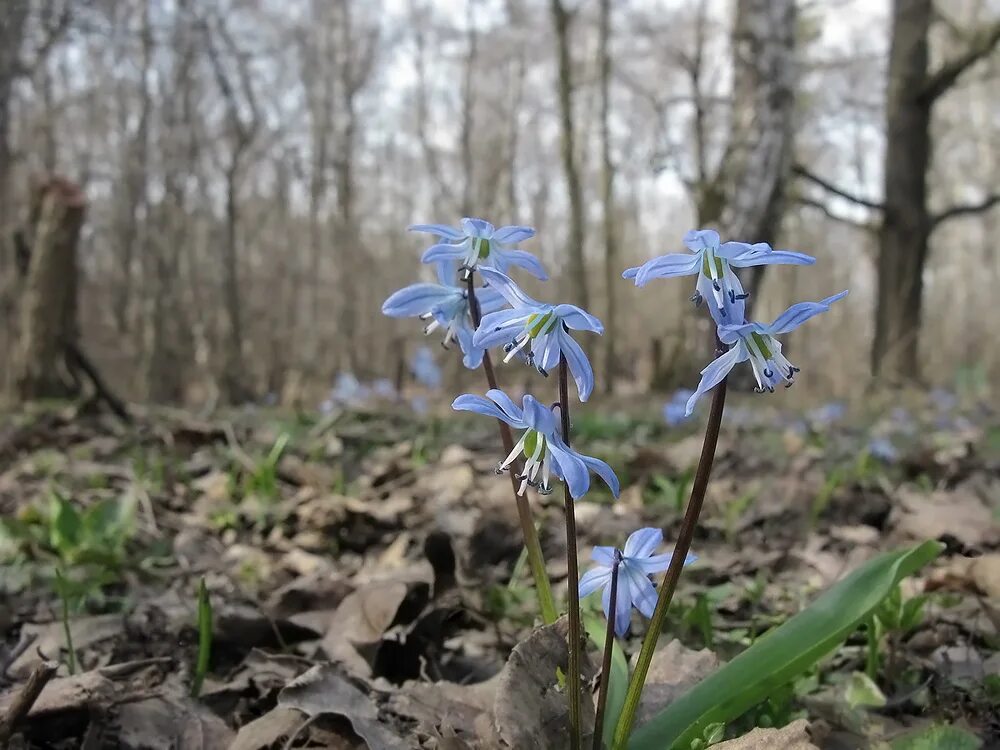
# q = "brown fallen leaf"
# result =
<box><xmin>634</xmin><ymin>639</ymin><xmax>719</xmax><ymax>727</ymax></box>
<box><xmin>711</xmin><ymin>719</ymin><xmax>818</xmax><ymax>749</ymax></box>
<box><xmin>926</xmin><ymin>554</ymin><xmax>1000</xmax><ymax>600</ymax></box>
<box><xmin>389</xmin><ymin>674</ymin><xmax>498</xmax><ymax>740</ymax></box>
<box><xmin>320</xmin><ymin>580</ymin><xmax>414</xmax><ymax>676</ymax></box>
<box><xmin>491</xmin><ymin>616</ymin><xmax>597</xmax><ymax>750</ymax></box>
<box><xmin>228</xmin><ymin>706</ymin><xmax>304</xmax><ymax>750</ymax></box>
<box><xmin>9</xmin><ymin>614</ymin><xmax>122</xmax><ymax>678</ymax></box>
<box><xmin>116</xmin><ymin>695</ymin><xmax>234</xmax><ymax>750</ymax></box>
<box><xmin>890</xmin><ymin>487</ymin><xmax>998</xmax><ymax>548</ymax></box>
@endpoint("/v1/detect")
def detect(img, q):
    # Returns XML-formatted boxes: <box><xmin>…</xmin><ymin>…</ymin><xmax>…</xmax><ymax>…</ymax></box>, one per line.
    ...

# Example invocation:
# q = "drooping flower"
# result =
<box><xmin>382</xmin><ymin>262</ymin><xmax>504</xmax><ymax>369</ymax></box>
<box><xmin>452</xmin><ymin>389</ymin><xmax>619</xmax><ymax>499</ymax></box>
<box><xmin>685</xmin><ymin>291</ymin><xmax>848</xmax><ymax>415</ymax></box>
<box><xmin>411</xmin><ymin>218</ymin><xmax>547</xmax><ymax>280</ymax></box>
<box><xmin>472</xmin><ymin>268</ymin><xmax>603</xmax><ymax>401</ymax></box>
<box><xmin>663</xmin><ymin>388</ymin><xmax>696</xmax><ymax>427</ymax></box>
<box><xmin>623</xmin><ymin>229</ymin><xmax>816</xmax><ymax>323</ymax></box>
<box><xmin>578</xmin><ymin>527</ymin><xmax>697</xmax><ymax>637</ymax></box>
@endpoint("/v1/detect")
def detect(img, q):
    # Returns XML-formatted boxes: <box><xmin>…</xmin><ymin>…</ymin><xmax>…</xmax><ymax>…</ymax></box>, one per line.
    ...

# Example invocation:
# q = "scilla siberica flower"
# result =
<box><xmin>473</xmin><ymin>268</ymin><xmax>603</xmax><ymax>402</ymax></box>
<box><xmin>382</xmin><ymin>262</ymin><xmax>504</xmax><ymax>369</ymax></box>
<box><xmin>452</xmin><ymin>389</ymin><xmax>619</xmax><ymax>499</ymax></box>
<box><xmin>579</xmin><ymin>528</ymin><xmax>696</xmax><ymax>637</ymax></box>
<box><xmin>623</xmin><ymin>229</ymin><xmax>815</xmax><ymax>323</ymax></box>
<box><xmin>685</xmin><ymin>290</ymin><xmax>849</xmax><ymax>415</ymax></box>
<box><xmin>412</xmin><ymin>218</ymin><xmax>548</xmax><ymax>280</ymax></box>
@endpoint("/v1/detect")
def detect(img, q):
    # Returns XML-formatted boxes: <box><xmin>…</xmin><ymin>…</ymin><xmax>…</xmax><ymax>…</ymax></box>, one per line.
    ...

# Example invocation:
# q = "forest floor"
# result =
<box><xmin>0</xmin><ymin>392</ymin><xmax>997</xmax><ymax>749</ymax></box>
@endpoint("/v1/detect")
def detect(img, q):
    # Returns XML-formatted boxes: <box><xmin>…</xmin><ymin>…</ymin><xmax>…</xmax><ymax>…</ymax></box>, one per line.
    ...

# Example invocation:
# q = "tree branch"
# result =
<box><xmin>792</xmin><ymin>164</ymin><xmax>884</xmax><ymax>210</ymax></box>
<box><xmin>920</xmin><ymin>19</ymin><xmax>1000</xmax><ymax>103</ymax></box>
<box><xmin>794</xmin><ymin>196</ymin><xmax>876</xmax><ymax>230</ymax></box>
<box><xmin>932</xmin><ymin>193</ymin><xmax>1000</xmax><ymax>227</ymax></box>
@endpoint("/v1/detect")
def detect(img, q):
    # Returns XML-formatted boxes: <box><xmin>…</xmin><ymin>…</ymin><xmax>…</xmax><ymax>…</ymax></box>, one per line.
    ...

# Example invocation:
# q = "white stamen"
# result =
<box><xmin>504</xmin><ymin>335</ymin><xmax>532</xmax><ymax>363</ymax></box>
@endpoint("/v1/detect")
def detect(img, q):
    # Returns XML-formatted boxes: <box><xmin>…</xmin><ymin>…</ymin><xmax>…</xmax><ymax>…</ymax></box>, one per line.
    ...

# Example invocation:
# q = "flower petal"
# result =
<box><xmin>685</xmin><ymin>341</ymin><xmax>747</xmax><ymax>416</ymax></box>
<box><xmin>631</xmin><ymin>253</ymin><xmax>701</xmax><ymax>287</ymax></box>
<box><xmin>421</xmin><ymin>242</ymin><xmax>467</xmax><ymax>265</ymax></box>
<box><xmin>579</xmin><ymin>567</ymin><xmax>611</xmax><ymax>599</ymax></box>
<box><xmin>766</xmin><ymin>290</ymin><xmax>848</xmax><ymax>335</ymax></box>
<box><xmin>475</xmin><ymin>285</ymin><xmax>507</xmax><ymax>314</ymax></box>
<box><xmin>558</xmin><ymin>330</ymin><xmax>595</xmax><ymax>402</ymax></box>
<box><xmin>452</xmin><ymin>392</ymin><xmax>524</xmax><ymax>428</ymax></box>
<box><xmin>382</xmin><ymin>283</ymin><xmax>458</xmax><ymax>317</ymax></box>
<box><xmin>630</xmin><ymin>552</ymin><xmax>672</xmax><ymax>575</ymax></box>
<box><xmin>591</xmin><ymin>546</ymin><xmax>618</xmax><ymax>566</ymax></box>
<box><xmin>726</xmin><ymin>242</ymin><xmax>816</xmax><ymax>268</ymax></box>
<box><xmin>461</xmin><ymin>217</ymin><xmax>495</xmax><ymax>237</ymax></box>
<box><xmin>623</xmin><ymin>527</ymin><xmax>663</xmax><ymax>558</ymax></box>
<box><xmin>492</xmin><ymin>225</ymin><xmax>536</xmax><ymax>243</ymax></box>
<box><xmin>580</xmin><ymin>454</ymin><xmax>620</xmax><ymax>498</ymax></box>
<box><xmin>553</xmin><ymin>304</ymin><xmax>604</xmax><ymax>334</ymax></box>
<box><xmin>456</xmin><ymin>328</ymin><xmax>485</xmax><ymax>369</ymax></box>
<box><xmin>624</xmin><ymin>566</ymin><xmax>658</xmax><ymax>619</ymax></box>
<box><xmin>520</xmin><ymin>394</ymin><xmax>556</xmax><ymax>434</ymax></box>
<box><xmin>485</xmin><ymin>388</ymin><xmax>526</xmax><ymax>423</ymax></box>
<box><xmin>475</xmin><ymin>308</ymin><xmax>532</xmax><ymax>347</ymax></box>
<box><xmin>548</xmin><ymin>440</ymin><xmax>591</xmax><ymax>499</ymax></box>
<box><xmin>616</xmin><ymin>569</ymin><xmax>636</xmax><ymax>633</ymax></box>
<box><xmin>477</xmin><ymin>267</ymin><xmax>541</xmax><ymax>308</ymax></box>
<box><xmin>493</xmin><ymin>248</ymin><xmax>548</xmax><ymax>280</ymax></box>
<box><xmin>409</xmin><ymin>222</ymin><xmax>466</xmax><ymax>240</ymax></box>
<box><xmin>683</xmin><ymin>229</ymin><xmax>720</xmax><ymax>251</ymax></box>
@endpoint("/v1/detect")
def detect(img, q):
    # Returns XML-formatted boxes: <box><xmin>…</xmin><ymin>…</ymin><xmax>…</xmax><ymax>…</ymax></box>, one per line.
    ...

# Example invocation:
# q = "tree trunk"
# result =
<box><xmin>13</xmin><ymin>178</ymin><xmax>85</xmax><ymax>400</ymax></box>
<box><xmin>550</xmin><ymin>0</ymin><xmax>588</xmax><ymax>309</ymax></box>
<box><xmin>872</xmin><ymin>0</ymin><xmax>932</xmax><ymax>382</ymax></box>
<box><xmin>598</xmin><ymin>0</ymin><xmax>618</xmax><ymax>393</ymax></box>
<box><xmin>220</xmin><ymin>159</ymin><xmax>249</xmax><ymax>402</ymax></box>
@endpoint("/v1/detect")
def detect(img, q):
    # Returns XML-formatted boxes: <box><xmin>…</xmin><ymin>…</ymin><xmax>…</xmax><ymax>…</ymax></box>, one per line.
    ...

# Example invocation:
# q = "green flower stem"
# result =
<box><xmin>612</xmin><ymin>376</ymin><xmax>728</xmax><ymax>749</ymax></box>
<box><xmin>593</xmin><ymin>556</ymin><xmax>620</xmax><ymax>750</ymax></box>
<box><xmin>466</xmin><ymin>273</ymin><xmax>558</xmax><ymax>625</ymax></box>
<box><xmin>559</xmin><ymin>354</ymin><xmax>583</xmax><ymax>750</ymax></box>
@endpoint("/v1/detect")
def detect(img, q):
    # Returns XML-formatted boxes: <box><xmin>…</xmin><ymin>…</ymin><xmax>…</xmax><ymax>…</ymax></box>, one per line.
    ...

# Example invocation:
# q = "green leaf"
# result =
<box><xmin>585</xmin><ymin>615</ymin><xmax>629</xmax><ymax>749</ymax></box>
<box><xmin>628</xmin><ymin>541</ymin><xmax>943</xmax><ymax>750</ymax></box>
<box><xmin>845</xmin><ymin>671</ymin><xmax>886</xmax><ymax>709</ymax></box>
<box><xmin>888</xmin><ymin>723</ymin><xmax>982</xmax><ymax>750</ymax></box>
<box><xmin>49</xmin><ymin>492</ymin><xmax>81</xmax><ymax>557</ymax></box>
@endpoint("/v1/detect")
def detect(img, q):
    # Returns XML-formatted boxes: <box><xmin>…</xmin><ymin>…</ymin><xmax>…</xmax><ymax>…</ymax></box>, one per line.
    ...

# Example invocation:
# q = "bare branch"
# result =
<box><xmin>920</xmin><ymin>19</ymin><xmax>1000</xmax><ymax>103</ymax></box>
<box><xmin>931</xmin><ymin>193</ymin><xmax>1000</xmax><ymax>228</ymax></box>
<box><xmin>794</xmin><ymin>196</ymin><xmax>876</xmax><ymax>230</ymax></box>
<box><xmin>792</xmin><ymin>164</ymin><xmax>884</xmax><ymax>211</ymax></box>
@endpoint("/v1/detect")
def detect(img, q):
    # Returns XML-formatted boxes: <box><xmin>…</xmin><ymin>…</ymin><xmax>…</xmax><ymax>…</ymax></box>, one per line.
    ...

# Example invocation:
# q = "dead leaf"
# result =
<box><xmin>926</xmin><ymin>554</ymin><xmax>1000</xmax><ymax>599</ymax></box>
<box><xmin>389</xmin><ymin>674</ymin><xmax>497</xmax><ymax>739</ymax></box>
<box><xmin>321</xmin><ymin>581</ymin><xmax>411</xmax><ymax>676</ymax></box>
<box><xmin>10</xmin><ymin>614</ymin><xmax>122</xmax><ymax>677</ymax></box>
<box><xmin>228</xmin><ymin>707</ymin><xmax>304</xmax><ymax>750</ymax></box>
<box><xmin>890</xmin><ymin>487</ymin><xmax>998</xmax><ymax>548</ymax></box>
<box><xmin>116</xmin><ymin>695</ymin><xmax>234</xmax><ymax>750</ymax></box>
<box><xmin>492</xmin><ymin>616</ymin><xmax>597</xmax><ymax>750</ymax></box>
<box><xmin>712</xmin><ymin>719</ymin><xmax>818</xmax><ymax>749</ymax></box>
<box><xmin>635</xmin><ymin>639</ymin><xmax>719</xmax><ymax>726</ymax></box>
<box><xmin>278</xmin><ymin>664</ymin><xmax>408</xmax><ymax>749</ymax></box>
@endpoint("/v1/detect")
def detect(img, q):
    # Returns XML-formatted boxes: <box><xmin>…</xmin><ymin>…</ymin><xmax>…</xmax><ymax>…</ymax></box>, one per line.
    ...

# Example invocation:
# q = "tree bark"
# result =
<box><xmin>598</xmin><ymin>0</ymin><xmax>618</xmax><ymax>393</ymax></box>
<box><xmin>13</xmin><ymin>178</ymin><xmax>85</xmax><ymax>400</ymax></box>
<box><xmin>550</xmin><ymin>0</ymin><xmax>589</xmax><ymax>309</ymax></box>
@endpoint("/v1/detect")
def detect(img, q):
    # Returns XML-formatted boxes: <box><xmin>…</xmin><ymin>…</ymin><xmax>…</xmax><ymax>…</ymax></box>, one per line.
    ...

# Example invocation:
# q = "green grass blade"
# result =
<box><xmin>191</xmin><ymin>578</ymin><xmax>213</xmax><ymax>698</ymax></box>
<box><xmin>629</xmin><ymin>540</ymin><xmax>943</xmax><ymax>750</ymax></box>
<box><xmin>585</xmin><ymin>616</ymin><xmax>629</xmax><ymax>749</ymax></box>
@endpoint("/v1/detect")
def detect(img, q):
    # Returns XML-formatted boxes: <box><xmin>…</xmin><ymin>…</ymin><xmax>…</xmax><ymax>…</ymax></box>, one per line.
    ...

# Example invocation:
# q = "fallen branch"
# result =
<box><xmin>0</xmin><ymin>660</ymin><xmax>58</xmax><ymax>744</ymax></box>
<box><xmin>64</xmin><ymin>340</ymin><xmax>131</xmax><ymax>423</ymax></box>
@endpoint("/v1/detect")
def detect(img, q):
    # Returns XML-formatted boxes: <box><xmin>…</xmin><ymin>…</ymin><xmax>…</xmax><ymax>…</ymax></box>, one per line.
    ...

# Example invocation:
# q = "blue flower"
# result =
<box><xmin>410</xmin><ymin>346</ymin><xmax>443</xmax><ymax>389</ymax></box>
<box><xmin>663</xmin><ymin>388</ymin><xmax>696</xmax><ymax>427</ymax></box>
<box><xmin>472</xmin><ymin>267</ymin><xmax>603</xmax><ymax>401</ymax></box>
<box><xmin>382</xmin><ymin>262</ymin><xmax>504</xmax><ymax>369</ymax></box>
<box><xmin>323</xmin><ymin>372</ymin><xmax>369</xmax><ymax>410</ymax></box>
<box><xmin>867</xmin><ymin>437</ymin><xmax>897</xmax><ymax>463</ymax></box>
<box><xmin>685</xmin><ymin>291</ymin><xmax>849</xmax><ymax>415</ymax></box>
<box><xmin>452</xmin><ymin>389</ymin><xmax>620</xmax><ymax>499</ymax></box>
<box><xmin>808</xmin><ymin>401</ymin><xmax>847</xmax><ymax>426</ymax></box>
<box><xmin>411</xmin><ymin>218</ymin><xmax>547</xmax><ymax>280</ymax></box>
<box><xmin>623</xmin><ymin>229</ymin><xmax>816</xmax><ymax>323</ymax></box>
<box><xmin>578</xmin><ymin>527</ymin><xmax>696</xmax><ymax>637</ymax></box>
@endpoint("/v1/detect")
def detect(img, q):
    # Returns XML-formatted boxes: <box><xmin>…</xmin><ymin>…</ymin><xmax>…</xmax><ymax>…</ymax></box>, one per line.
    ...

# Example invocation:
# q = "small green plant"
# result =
<box><xmin>864</xmin><ymin>583</ymin><xmax>927</xmax><ymax>684</ymax></box>
<box><xmin>191</xmin><ymin>578</ymin><xmax>213</xmax><ymax>698</ymax></box>
<box><xmin>240</xmin><ymin>432</ymin><xmax>290</xmax><ymax>500</ymax></box>
<box><xmin>722</xmin><ymin>491</ymin><xmax>756</xmax><ymax>544</ymax></box>
<box><xmin>645</xmin><ymin>471</ymin><xmax>693</xmax><ymax>513</ymax></box>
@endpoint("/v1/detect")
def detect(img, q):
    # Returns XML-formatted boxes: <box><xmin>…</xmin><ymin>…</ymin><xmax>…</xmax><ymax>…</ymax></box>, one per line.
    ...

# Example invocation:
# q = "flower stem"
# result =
<box><xmin>559</xmin><ymin>354</ymin><xmax>583</xmax><ymax>750</ymax></box>
<box><xmin>466</xmin><ymin>272</ymin><xmax>558</xmax><ymax>625</ymax></box>
<box><xmin>611</xmin><ymin>375</ymin><xmax>728</xmax><ymax>749</ymax></box>
<box><xmin>593</xmin><ymin>556</ymin><xmax>620</xmax><ymax>750</ymax></box>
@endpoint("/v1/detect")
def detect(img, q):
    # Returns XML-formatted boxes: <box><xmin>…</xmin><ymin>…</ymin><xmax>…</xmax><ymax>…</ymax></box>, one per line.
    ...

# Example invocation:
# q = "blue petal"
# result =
<box><xmin>461</xmin><ymin>217</ymin><xmax>495</xmax><ymax>237</ymax></box>
<box><xmin>580</xmin><ymin>454</ymin><xmax>620</xmax><ymax>497</ymax></box>
<box><xmin>622</xmin><ymin>266</ymin><xmax>639</xmax><ymax>280</ymax></box>
<box><xmin>493</xmin><ymin>248</ymin><xmax>548</xmax><ymax>280</ymax></box>
<box><xmin>624</xmin><ymin>566</ymin><xmax>658</xmax><ymax>619</ymax></box>
<box><xmin>475</xmin><ymin>308</ymin><xmax>532</xmax><ymax>348</ymax></box>
<box><xmin>456</xmin><ymin>328</ymin><xmax>485</xmax><ymax>369</ymax></box>
<box><xmin>548</xmin><ymin>441</ymin><xmax>591</xmax><ymax>499</ymax></box>
<box><xmin>623</xmin><ymin>527</ymin><xmax>663</xmax><ymax>558</ymax></box>
<box><xmin>422</xmin><ymin>243</ymin><xmax>467</xmax><ymax>264</ymax></box>
<box><xmin>558</xmin><ymin>330</ymin><xmax>595</xmax><ymax>402</ymax></box>
<box><xmin>766</xmin><ymin>290</ymin><xmax>848</xmax><ymax>335</ymax></box>
<box><xmin>631</xmin><ymin>552</ymin><xmax>672</xmax><ymax>575</ymax></box>
<box><xmin>485</xmin><ymin>388</ymin><xmax>526</xmax><ymax>423</ymax></box>
<box><xmin>727</xmin><ymin>242</ymin><xmax>816</xmax><ymax>268</ymax></box>
<box><xmin>520</xmin><ymin>394</ymin><xmax>556</xmax><ymax>434</ymax></box>
<box><xmin>492</xmin><ymin>225</ymin><xmax>536</xmax><ymax>243</ymax></box>
<box><xmin>683</xmin><ymin>229</ymin><xmax>720</xmax><ymax>251</ymax></box>
<box><xmin>382</xmin><ymin>284</ymin><xmax>457</xmax><ymax>317</ymax></box>
<box><xmin>475</xmin><ymin>285</ymin><xmax>507</xmax><ymax>314</ymax></box>
<box><xmin>478</xmin><ymin>267</ymin><xmax>541</xmax><ymax>309</ymax></box>
<box><xmin>714</xmin><ymin>241</ymin><xmax>754</xmax><ymax>260</ymax></box>
<box><xmin>685</xmin><ymin>341</ymin><xmax>747</xmax><ymax>416</ymax></box>
<box><xmin>409</xmin><ymin>222</ymin><xmax>466</xmax><ymax>240</ymax></box>
<box><xmin>632</xmin><ymin>253</ymin><xmax>701</xmax><ymax>287</ymax></box>
<box><xmin>533</xmin><ymin>331</ymin><xmax>561</xmax><ymax>374</ymax></box>
<box><xmin>616</xmin><ymin>569</ymin><xmax>637</xmax><ymax>633</ymax></box>
<box><xmin>553</xmin><ymin>304</ymin><xmax>604</xmax><ymax>334</ymax></box>
<box><xmin>591</xmin><ymin>546</ymin><xmax>618</xmax><ymax>566</ymax></box>
<box><xmin>579</xmin><ymin>567</ymin><xmax>611</xmax><ymax>599</ymax></box>
<box><xmin>452</xmin><ymin>392</ymin><xmax>525</xmax><ymax>428</ymax></box>
<box><xmin>435</xmin><ymin>261</ymin><xmax>461</xmax><ymax>287</ymax></box>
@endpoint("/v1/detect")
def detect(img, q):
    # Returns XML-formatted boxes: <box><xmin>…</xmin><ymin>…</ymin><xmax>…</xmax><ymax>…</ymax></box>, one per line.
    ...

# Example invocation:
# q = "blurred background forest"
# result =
<box><xmin>1</xmin><ymin>0</ymin><xmax>998</xmax><ymax>411</ymax></box>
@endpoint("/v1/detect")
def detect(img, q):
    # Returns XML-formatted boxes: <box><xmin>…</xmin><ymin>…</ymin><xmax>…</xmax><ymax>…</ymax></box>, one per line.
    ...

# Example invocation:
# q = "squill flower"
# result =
<box><xmin>412</xmin><ymin>218</ymin><xmax>547</xmax><ymax>280</ymax></box>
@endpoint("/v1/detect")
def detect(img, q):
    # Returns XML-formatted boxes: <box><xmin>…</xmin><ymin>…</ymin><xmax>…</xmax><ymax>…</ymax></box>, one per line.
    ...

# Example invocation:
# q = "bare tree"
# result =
<box><xmin>598</xmin><ymin>0</ymin><xmax>618</xmax><ymax>392</ymax></box>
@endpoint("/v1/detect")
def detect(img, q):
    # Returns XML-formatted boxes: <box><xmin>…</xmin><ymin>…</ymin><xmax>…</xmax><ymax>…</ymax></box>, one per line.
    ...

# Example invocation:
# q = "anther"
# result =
<box><xmin>713</xmin><ymin>281</ymin><xmax>721</xmax><ymax>291</ymax></box>
<box><xmin>690</xmin><ymin>291</ymin><xmax>703</xmax><ymax>306</ymax></box>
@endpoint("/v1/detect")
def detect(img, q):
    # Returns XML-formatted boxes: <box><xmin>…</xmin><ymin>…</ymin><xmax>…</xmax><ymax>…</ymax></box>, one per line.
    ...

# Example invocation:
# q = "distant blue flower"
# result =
<box><xmin>867</xmin><ymin>437</ymin><xmax>897</xmax><ymax>463</ymax></box>
<box><xmin>472</xmin><ymin>268</ymin><xmax>603</xmax><ymax>401</ymax></box>
<box><xmin>664</xmin><ymin>388</ymin><xmax>696</xmax><ymax>426</ymax></box>
<box><xmin>382</xmin><ymin>262</ymin><xmax>504</xmax><ymax>369</ymax></box>
<box><xmin>929</xmin><ymin>388</ymin><xmax>957</xmax><ymax>413</ymax></box>
<box><xmin>623</xmin><ymin>229</ymin><xmax>815</xmax><ymax>323</ymax></box>
<box><xmin>326</xmin><ymin>372</ymin><xmax>369</xmax><ymax>409</ymax></box>
<box><xmin>686</xmin><ymin>291</ymin><xmax>849</xmax><ymax>415</ymax></box>
<box><xmin>410</xmin><ymin>395</ymin><xmax>430</xmax><ymax>415</ymax></box>
<box><xmin>411</xmin><ymin>218</ymin><xmax>547</xmax><ymax>280</ymax></box>
<box><xmin>808</xmin><ymin>401</ymin><xmax>847</xmax><ymax>426</ymax></box>
<box><xmin>579</xmin><ymin>527</ymin><xmax>696</xmax><ymax>637</ymax></box>
<box><xmin>371</xmin><ymin>378</ymin><xmax>396</xmax><ymax>399</ymax></box>
<box><xmin>452</xmin><ymin>389</ymin><xmax>619</xmax><ymax>499</ymax></box>
<box><xmin>410</xmin><ymin>346</ymin><xmax>443</xmax><ymax>389</ymax></box>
